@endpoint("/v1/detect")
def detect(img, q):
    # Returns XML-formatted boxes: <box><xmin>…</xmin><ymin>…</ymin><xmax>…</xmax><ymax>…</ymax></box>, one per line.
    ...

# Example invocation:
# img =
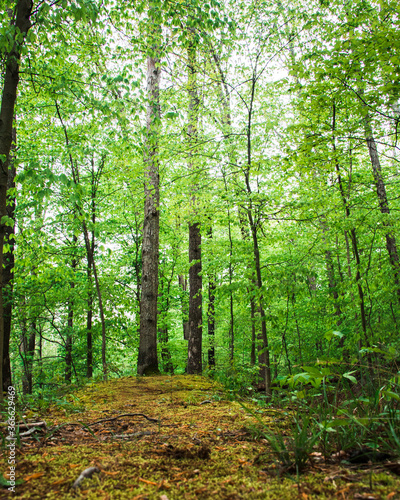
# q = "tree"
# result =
<box><xmin>0</xmin><ymin>0</ymin><xmax>32</xmax><ymax>398</ymax></box>
<box><xmin>137</xmin><ymin>5</ymin><xmax>162</xmax><ymax>375</ymax></box>
<box><xmin>187</xmin><ymin>33</ymin><xmax>203</xmax><ymax>375</ymax></box>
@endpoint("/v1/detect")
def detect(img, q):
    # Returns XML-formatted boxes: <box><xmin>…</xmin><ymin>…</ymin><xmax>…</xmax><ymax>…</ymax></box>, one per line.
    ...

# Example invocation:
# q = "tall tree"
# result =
<box><xmin>187</xmin><ymin>34</ymin><xmax>203</xmax><ymax>374</ymax></box>
<box><xmin>137</xmin><ymin>7</ymin><xmax>162</xmax><ymax>375</ymax></box>
<box><xmin>0</xmin><ymin>0</ymin><xmax>32</xmax><ymax>398</ymax></box>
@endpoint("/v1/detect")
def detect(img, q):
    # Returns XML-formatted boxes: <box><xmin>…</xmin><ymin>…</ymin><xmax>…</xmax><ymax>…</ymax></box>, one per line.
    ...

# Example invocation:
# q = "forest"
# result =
<box><xmin>1</xmin><ymin>0</ymin><xmax>400</xmax><ymax>498</ymax></box>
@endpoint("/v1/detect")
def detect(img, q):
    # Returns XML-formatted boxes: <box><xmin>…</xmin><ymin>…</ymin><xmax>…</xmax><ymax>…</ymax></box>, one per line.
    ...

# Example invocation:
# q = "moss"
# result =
<box><xmin>1</xmin><ymin>375</ymin><xmax>400</xmax><ymax>499</ymax></box>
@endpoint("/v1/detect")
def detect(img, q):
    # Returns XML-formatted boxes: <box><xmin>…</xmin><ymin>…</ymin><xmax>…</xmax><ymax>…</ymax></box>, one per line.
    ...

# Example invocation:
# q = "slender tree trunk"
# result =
<box><xmin>207</xmin><ymin>279</ymin><xmax>216</xmax><ymax>369</ymax></box>
<box><xmin>248</xmin><ymin>209</ymin><xmax>271</xmax><ymax>398</ymax></box>
<box><xmin>207</xmin><ymin>226</ymin><xmax>216</xmax><ymax>369</ymax></box>
<box><xmin>137</xmin><ymin>25</ymin><xmax>161</xmax><ymax>375</ymax></box>
<box><xmin>65</xmin><ymin>304</ymin><xmax>73</xmax><ymax>383</ymax></box>
<box><xmin>85</xmin><ymin>171</ymin><xmax>96</xmax><ymax>379</ymax></box>
<box><xmin>65</xmin><ymin>234</ymin><xmax>77</xmax><ymax>383</ymax></box>
<box><xmin>364</xmin><ymin>116</ymin><xmax>400</xmax><ymax>300</ymax></box>
<box><xmin>82</xmin><ymin>227</ymin><xmax>108</xmax><ymax>379</ymax></box>
<box><xmin>158</xmin><ymin>270</ymin><xmax>174</xmax><ymax>374</ymax></box>
<box><xmin>55</xmin><ymin>102</ymin><xmax>108</xmax><ymax>380</ymax></box>
<box><xmin>332</xmin><ymin>103</ymin><xmax>369</xmax><ymax>346</ymax></box>
<box><xmin>211</xmin><ymin>41</ymin><xmax>271</xmax><ymax>392</ymax></box>
<box><xmin>238</xmin><ymin>210</ymin><xmax>258</xmax><ymax>367</ymax></box>
<box><xmin>178</xmin><ymin>275</ymin><xmax>190</xmax><ymax>340</ymax></box>
<box><xmin>187</xmin><ymin>38</ymin><xmax>202</xmax><ymax>374</ymax></box>
<box><xmin>188</xmin><ymin>222</ymin><xmax>202</xmax><ymax>373</ymax></box>
<box><xmin>2</xmin><ymin>127</ymin><xmax>16</xmax><ymax>392</ymax></box>
<box><xmin>321</xmin><ymin>222</ymin><xmax>343</xmax><ymax>322</ymax></box>
<box><xmin>250</xmin><ymin>294</ymin><xmax>256</xmax><ymax>366</ymax></box>
<box><xmin>159</xmin><ymin>326</ymin><xmax>173</xmax><ymax>373</ymax></box>
<box><xmin>245</xmin><ymin>72</ymin><xmax>272</xmax><ymax>399</ymax></box>
<box><xmin>86</xmin><ymin>258</ymin><xmax>94</xmax><ymax>378</ymax></box>
<box><xmin>0</xmin><ymin>0</ymin><xmax>32</xmax><ymax>399</ymax></box>
<box><xmin>20</xmin><ymin>321</ymin><xmax>35</xmax><ymax>395</ymax></box>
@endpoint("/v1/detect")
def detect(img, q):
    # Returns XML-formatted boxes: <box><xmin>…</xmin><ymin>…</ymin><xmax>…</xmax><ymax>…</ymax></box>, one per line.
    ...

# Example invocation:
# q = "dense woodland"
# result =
<box><xmin>0</xmin><ymin>0</ymin><xmax>400</xmax><ymax>408</ymax></box>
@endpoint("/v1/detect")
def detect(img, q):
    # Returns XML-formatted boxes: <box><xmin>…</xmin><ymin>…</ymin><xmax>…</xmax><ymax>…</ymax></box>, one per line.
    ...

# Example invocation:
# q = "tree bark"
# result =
<box><xmin>20</xmin><ymin>321</ymin><xmax>35</xmax><ymax>395</ymax></box>
<box><xmin>137</xmin><ymin>30</ymin><xmax>161</xmax><ymax>376</ymax></box>
<box><xmin>158</xmin><ymin>264</ymin><xmax>174</xmax><ymax>374</ymax></box>
<box><xmin>86</xmin><ymin>247</ymin><xmax>94</xmax><ymax>378</ymax></box>
<box><xmin>364</xmin><ymin>116</ymin><xmax>400</xmax><ymax>300</ymax></box>
<box><xmin>0</xmin><ymin>0</ymin><xmax>32</xmax><ymax>399</ymax></box>
<box><xmin>332</xmin><ymin>102</ymin><xmax>369</xmax><ymax>345</ymax></box>
<box><xmin>65</xmin><ymin>234</ymin><xmax>77</xmax><ymax>383</ymax></box>
<box><xmin>86</xmin><ymin>162</ymin><xmax>98</xmax><ymax>378</ymax></box>
<box><xmin>2</xmin><ymin>127</ymin><xmax>16</xmax><ymax>392</ymax></box>
<box><xmin>187</xmin><ymin>38</ymin><xmax>202</xmax><ymax>374</ymax></box>
<box><xmin>178</xmin><ymin>275</ymin><xmax>190</xmax><ymax>340</ymax></box>
<box><xmin>188</xmin><ymin>222</ymin><xmax>202</xmax><ymax>373</ymax></box>
<box><xmin>207</xmin><ymin>227</ymin><xmax>216</xmax><ymax>369</ymax></box>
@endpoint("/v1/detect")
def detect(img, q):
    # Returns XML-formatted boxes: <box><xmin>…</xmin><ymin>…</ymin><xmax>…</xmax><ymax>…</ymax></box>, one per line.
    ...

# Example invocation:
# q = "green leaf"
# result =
<box><xmin>302</xmin><ymin>366</ymin><xmax>323</xmax><ymax>378</ymax></box>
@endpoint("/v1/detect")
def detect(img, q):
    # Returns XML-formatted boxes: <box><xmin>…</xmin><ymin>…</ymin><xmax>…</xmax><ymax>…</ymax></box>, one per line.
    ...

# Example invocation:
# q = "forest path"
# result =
<box><xmin>1</xmin><ymin>375</ymin><xmax>400</xmax><ymax>499</ymax></box>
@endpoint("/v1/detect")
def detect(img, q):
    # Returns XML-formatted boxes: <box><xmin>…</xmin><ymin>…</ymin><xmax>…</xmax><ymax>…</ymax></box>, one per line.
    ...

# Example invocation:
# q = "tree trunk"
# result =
<box><xmin>178</xmin><ymin>275</ymin><xmax>190</xmax><ymax>341</ymax></box>
<box><xmin>86</xmin><ymin>261</ymin><xmax>94</xmax><ymax>378</ymax></box>
<box><xmin>0</xmin><ymin>0</ymin><xmax>32</xmax><ymax>399</ymax></box>
<box><xmin>82</xmin><ymin>226</ymin><xmax>108</xmax><ymax>380</ymax></box>
<box><xmin>20</xmin><ymin>321</ymin><xmax>35</xmax><ymax>395</ymax></box>
<box><xmin>85</xmin><ymin>171</ymin><xmax>97</xmax><ymax>379</ymax></box>
<box><xmin>321</xmin><ymin>221</ymin><xmax>343</xmax><ymax>322</ymax></box>
<box><xmin>137</xmin><ymin>26</ymin><xmax>161</xmax><ymax>376</ymax></box>
<box><xmin>244</xmin><ymin>69</ymin><xmax>272</xmax><ymax>399</ymax></box>
<box><xmin>207</xmin><ymin>278</ymin><xmax>216</xmax><ymax>369</ymax></box>
<box><xmin>364</xmin><ymin>116</ymin><xmax>400</xmax><ymax>300</ymax></box>
<box><xmin>248</xmin><ymin>211</ymin><xmax>271</xmax><ymax>398</ymax></box>
<box><xmin>188</xmin><ymin>222</ymin><xmax>202</xmax><ymax>373</ymax></box>
<box><xmin>65</xmin><ymin>234</ymin><xmax>77</xmax><ymax>383</ymax></box>
<box><xmin>206</xmin><ymin>225</ymin><xmax>216</xmax><ymax>369</ymax></box>
<box><xmin>332</xmin><ymin>103</ymin><xmax>369</xmax><ymax>346</ymax></box>
<box><xmin>250</xmin><ymin>293</ymin><xmax>256</xmax><ymax>366</ymax></box>
<box><xmin>2</xmin><ymin>127</ymin><xmax>16</xmax><ymax>392</ymax></box>
<box><xmin>187</xmin><ymin>38</ymin><xmax>202</xmax><ymax>375</ymax></box>
<box><xmin>65</xmin><ymin>303</ymin><xmax>73</xmax><ymax>383</ymax></box>
<box><xmin>159</xmin><ymin>325</ymin><xmax>174</xmax><ymax>374</ymax></box>
<box><xmin>158</xmin><ymin>268</ymin><xmax>174</xmax><ymax>374</ymax></box>
<box><xmin>55</xmin><ymin>101</ymin><xmax>109</xmax><ymax>380</ymax></box>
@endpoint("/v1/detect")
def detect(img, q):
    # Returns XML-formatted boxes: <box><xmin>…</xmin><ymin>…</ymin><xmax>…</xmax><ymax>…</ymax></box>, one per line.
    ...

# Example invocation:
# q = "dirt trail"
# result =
<box><xmin>1</xmin><ymin>375</ymin><xmax>400</xmax><ymax>499</ymax></box>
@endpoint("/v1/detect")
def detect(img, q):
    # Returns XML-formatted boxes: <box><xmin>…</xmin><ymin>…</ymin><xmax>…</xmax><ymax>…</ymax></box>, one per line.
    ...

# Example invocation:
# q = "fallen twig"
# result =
<box><xmin>0</xmin><ymin>421</ymin><xmax>47</xmax><ymax>431</ymax></box>
<box><xmin>71</xmin><ymin>466</ymin><xmax>100</xmax><ymax>489</ymax></box>
<box><xmin>112</xmin><ymin>431</ymin><xmax>154</xmax><ymax>439</ymax></box>
<box><xmin>87</xmin><ymin>413</ymin><xmax>159</xmax><ymax>426</ymax></box>
<box><xmin>20</xmin><ymin>427</ymin><xmax>44</xmax><ymax>438</ymax></box>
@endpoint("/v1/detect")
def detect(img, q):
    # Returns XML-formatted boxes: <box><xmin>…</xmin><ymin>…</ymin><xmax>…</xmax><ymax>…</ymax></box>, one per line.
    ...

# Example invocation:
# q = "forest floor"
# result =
<box><xmin>1</xmin><ymin>374</ymin><xmax>400</xmax><ymax>499</ymax></box>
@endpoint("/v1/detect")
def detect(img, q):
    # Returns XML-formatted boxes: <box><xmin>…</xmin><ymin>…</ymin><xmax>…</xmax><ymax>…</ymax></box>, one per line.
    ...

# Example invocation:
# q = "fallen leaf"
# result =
<box><xmin>102</xmin><ymin>470</ymin><xmax>119</xmax><ymax>476</ymax></box>
<box><xmin>139</xmin><ymin>477</ymin><xmax>158</xmax><ymax>486</ymax></box>
<box><xmin>24</xmin><ymin>472</ymin><xmax>45</xmax><ymax>481</ymax></box>
<box><xmin>52</xmin><ymin>479</ymin><xmax>66</xmax><ymax>486</ymax></box>
<box><xmin>68</xmin><ymin>464</ymin><xmax>80</xmax><ymax>469</ymax></box>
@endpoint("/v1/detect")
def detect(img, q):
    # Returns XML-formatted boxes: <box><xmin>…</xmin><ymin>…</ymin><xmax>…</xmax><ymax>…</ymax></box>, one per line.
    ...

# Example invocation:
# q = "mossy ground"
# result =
<box><xmin>1</xmin><ymin>375</ymin><xmax>400</xmax><ymax>499</ymax></box>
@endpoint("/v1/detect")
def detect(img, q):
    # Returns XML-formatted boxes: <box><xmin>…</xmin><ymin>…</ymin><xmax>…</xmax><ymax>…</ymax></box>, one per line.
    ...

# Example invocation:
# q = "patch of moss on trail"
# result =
<box><xmin>1</xmin><ymin>375</ymin><xmax>400</xmax><ymax>499</ymax></box>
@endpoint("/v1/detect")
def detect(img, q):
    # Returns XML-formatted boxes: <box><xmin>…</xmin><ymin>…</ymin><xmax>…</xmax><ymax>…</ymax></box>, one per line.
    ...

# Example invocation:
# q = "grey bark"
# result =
<box><xmin>364</xmin><ymin>116</ymin><xmax>400</xmax><ymax>300</ymax></box>
<box><xmin>137</xmin><ymin>41</ymin><xmax>161</xmax><ymax>376</ymax></box>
